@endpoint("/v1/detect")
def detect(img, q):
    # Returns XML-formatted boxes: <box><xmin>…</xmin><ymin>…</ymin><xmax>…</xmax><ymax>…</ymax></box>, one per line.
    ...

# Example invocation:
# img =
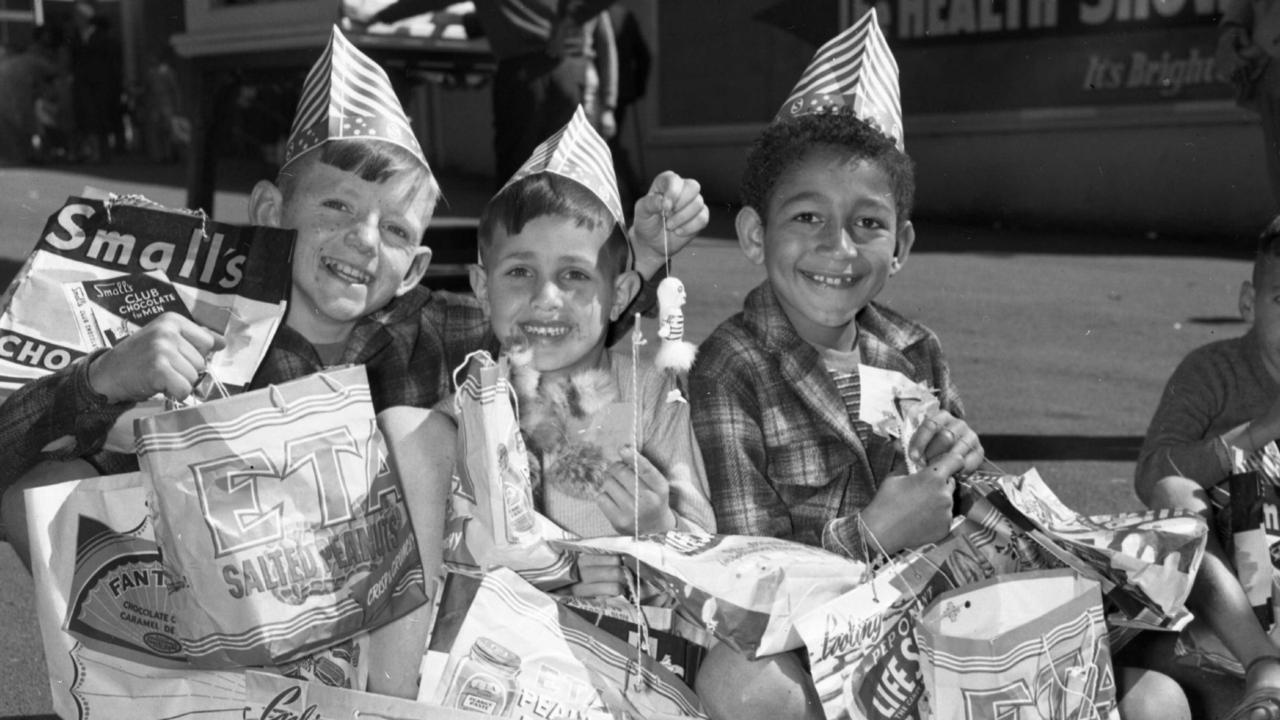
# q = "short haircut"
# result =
<box><xmin>1255</xmin><ymin>214</ymin><xmax>1280</xmax><ymax>286</ymax></box>
<box><xmin>277</xmin><ymin>140</ymin><xmax>440</xmax><ymax>235</ymax></box>
<box><xmin>740</xmin><ymin>113</ymin><xmax>915</xmax><ymax>225</ymax></box>
<box><xmin>478</xmin><ymin>173</ymin><xmax>630</xmax><ymax>276</ymax></box>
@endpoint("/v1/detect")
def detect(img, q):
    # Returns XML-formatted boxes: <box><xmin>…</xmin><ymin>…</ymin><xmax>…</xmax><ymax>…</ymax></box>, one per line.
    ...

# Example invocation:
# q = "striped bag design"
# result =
<box><xmin>137</xmin><ymin>365</ymin><xmax>427</xmax><ymax>667</ymax></box>
<box><xmin>917</xmin><ymin>570</ymin><xmax>1120</xmax><ymax>720</ymax></box>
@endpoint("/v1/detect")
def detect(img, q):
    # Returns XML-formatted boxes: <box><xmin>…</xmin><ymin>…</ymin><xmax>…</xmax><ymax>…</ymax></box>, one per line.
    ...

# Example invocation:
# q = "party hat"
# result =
<box><xmin>283</xmin><ymin>26</ymin><xmax>429</xmax><ymax>170</ymax></box>
<box><xmin>776</xmin><ymin>8</ymin><xmax>903</xmax><ymax>150</ymax></box>
<box><xmin>501</xmin><ymin>105</ymin><xmax>626</xmax><ymax>233</ymax></box>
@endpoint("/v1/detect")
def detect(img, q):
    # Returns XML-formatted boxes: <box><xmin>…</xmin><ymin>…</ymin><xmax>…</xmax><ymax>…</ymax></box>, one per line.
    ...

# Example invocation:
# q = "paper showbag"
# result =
<box><xmin>27</xmin><ymin>473</ymin><xmax>248</xmax><ymax>720</ymax></box>
<box><xmin>0</xmin><ymin>195</ymin><xmax>293</xmax><ymax>451</ymax></box>
<box><xmin>916</xmin><ymin>569</ymin><xmax>1120</xmax><ymax>720</ymax></box>
<box><xmin>443</xmin><ymin>351</ymin><xmax>576</xmax><ymax>588</ymax></box>
<box><xmin>553</xmin><ymin>532</ymin><xmax>867</xmax><ymax>659</ymax></box>
<box><xmin>137</xmin><ymin>365</ymin><xmax>427</xmax><ymax>667</ymax></box>
<box><xmin>986</xmin><ymin>469</ymin><xmax>1205</xmax><ymax>629</ymax></box>
<box><xmin>418</xmin><ymin>569</ymin><xmax>706</xmax><ymax>720</ymax></box>
<box><xmin>244</xmin><ymin>669</ymin><xmax>489</xmax><ymax>720</ymax></box>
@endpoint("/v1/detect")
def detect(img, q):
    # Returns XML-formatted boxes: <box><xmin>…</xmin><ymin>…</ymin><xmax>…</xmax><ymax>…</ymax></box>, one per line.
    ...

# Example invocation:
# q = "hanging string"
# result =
<box><xmin>628</xmin><ymin>310</ymin><xmax>647</xmax><ymax>692</ymax></box>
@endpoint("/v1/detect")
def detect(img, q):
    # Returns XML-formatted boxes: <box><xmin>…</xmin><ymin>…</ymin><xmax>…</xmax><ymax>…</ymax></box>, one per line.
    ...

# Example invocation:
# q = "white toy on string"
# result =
<box><xmin>653</xmin><ymin>206</ymin><xmax>698</xmax><ymax>376</ymax></box>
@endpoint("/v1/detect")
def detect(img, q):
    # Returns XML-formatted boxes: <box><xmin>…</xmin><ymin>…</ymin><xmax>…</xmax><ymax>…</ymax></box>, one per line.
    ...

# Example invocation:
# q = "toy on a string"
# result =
<box><xmin>652</xmin><ymin>204</ymin><xmax>698</xmax><ymax>377</ymax></box>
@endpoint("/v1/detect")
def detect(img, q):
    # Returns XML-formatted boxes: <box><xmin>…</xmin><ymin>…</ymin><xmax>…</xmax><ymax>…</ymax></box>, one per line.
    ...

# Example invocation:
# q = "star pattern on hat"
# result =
<box><xmin>776</xmin><ymin>8</ymin><xmax>904</xmax><ymax>151</ymax></box>
<box><xmin>283</xmin><ymin>26</ymin><xmax>429</xmax><ymax>170</ymax></box>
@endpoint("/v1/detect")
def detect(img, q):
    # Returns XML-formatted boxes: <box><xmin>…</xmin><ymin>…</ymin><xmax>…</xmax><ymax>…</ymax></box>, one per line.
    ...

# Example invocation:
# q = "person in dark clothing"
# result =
<box><xmin>69</xmin><ymin>2</ymin><xmax>123</xmax><ymax>163</ymax></box>
<box><xmin>605</xmin><ymin>2</ymin><xmax>650</xmax><ymax>208</ymax></box>
<box><xmin>349</xmin><ymin>0</ymin><xmax>618</xmax><ymax>183</ymax></box>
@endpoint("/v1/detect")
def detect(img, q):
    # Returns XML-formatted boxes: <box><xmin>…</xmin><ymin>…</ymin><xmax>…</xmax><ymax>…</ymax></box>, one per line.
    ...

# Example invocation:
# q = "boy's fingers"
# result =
<box><xmin>927</xmin><ymin>451</ymin><xmax>967</xmax><ymax>482</ymax></box>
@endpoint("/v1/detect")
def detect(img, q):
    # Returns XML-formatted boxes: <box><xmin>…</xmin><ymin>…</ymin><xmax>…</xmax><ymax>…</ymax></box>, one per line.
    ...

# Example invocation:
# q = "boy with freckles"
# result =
<box><xmin>0</xmin><ymin>29</ymin><xmax>708</xmax><ymax>571</ymax></box>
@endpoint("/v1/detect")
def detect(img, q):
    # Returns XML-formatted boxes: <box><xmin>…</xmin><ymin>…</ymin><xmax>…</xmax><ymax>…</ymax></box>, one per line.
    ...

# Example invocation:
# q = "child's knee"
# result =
<box><xmin>694</xmin><ymin>642</ymin><xmax>823</xmax><ymax>720</ymax></box>
<box><xmin>1143</xmin><ymin>475</ymin><xmax>1211</xmax><ymax>516</ymax></box>
<box><xmin>1116</xmin><ymin>666</ymin><xmax>1190</xmax><ymax>720</ymax></box>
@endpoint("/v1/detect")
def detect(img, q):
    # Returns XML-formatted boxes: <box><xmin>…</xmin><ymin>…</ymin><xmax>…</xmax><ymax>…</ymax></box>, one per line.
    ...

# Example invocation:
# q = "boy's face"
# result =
<box><xmin>736</xmin><ymin>148</ymin><xmax>914</xmax><ymax>350</ymax></box>
<box><xmin>471</xmin><ymin>216</ymin><xmax>639</xmax><ymax>379</ymax></box>
<box><xmin>251</xmin><ymin>156</ymin><xmax>432</xmax><ymax>343</ymax></box>
<box><xmin>1242</xmin><ymin>255</ymin><xmax>1280</xmax><ymax>381</ymax></box>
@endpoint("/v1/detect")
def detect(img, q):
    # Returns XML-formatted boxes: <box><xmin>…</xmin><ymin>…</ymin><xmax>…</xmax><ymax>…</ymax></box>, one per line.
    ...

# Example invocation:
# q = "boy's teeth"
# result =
<box><xmin>521</xmin><ymin>323</ymin><xmax>569</xmax><ymax>338</ymax></box>
<box><xmin>806</xmin><ymin>272</ymin><xmax>854</xmax><ymax>288</ymax></box>
<box><xmin>324</xmin><ymin>258</ymin><xmax>371</xmax><ymax>283</ymax></box>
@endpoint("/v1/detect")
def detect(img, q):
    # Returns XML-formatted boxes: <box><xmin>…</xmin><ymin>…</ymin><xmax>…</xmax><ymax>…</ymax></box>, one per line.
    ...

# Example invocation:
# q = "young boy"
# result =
<box><xmin>687</xmin><ymin>13</ymin><xmax>1186</xmax><ymax>720</ymax></box>
<box><xmin>371</xmin><ymin>106</ymin><xmax>715</xmax><ymax>696</ymax></box>
<box><xmin>1134</xmin><ymin>218</ymin><xmax>1280</xmax><ymax>720</ymax></box>
<box><xmin>0</xmin><ymin>28</ymin><xmax>708</xmax><ymax>566</ymax></box>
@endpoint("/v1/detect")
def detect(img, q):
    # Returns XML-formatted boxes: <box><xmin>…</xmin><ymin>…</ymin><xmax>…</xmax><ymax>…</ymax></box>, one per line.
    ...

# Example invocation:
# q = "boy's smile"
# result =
<box><xmin>475</xmin><ymin>215</ymin><xmax>635</xmax><ymax>379</ymax></box>
<box><xmin>739</xmin><ymin>149</ymin><xmax>913</xmax><ymax>351</ymax></box>
<box><xmin>258</xmin><ymin>159</ymin><xmax>432</xmax><ymax>344</ymax></box>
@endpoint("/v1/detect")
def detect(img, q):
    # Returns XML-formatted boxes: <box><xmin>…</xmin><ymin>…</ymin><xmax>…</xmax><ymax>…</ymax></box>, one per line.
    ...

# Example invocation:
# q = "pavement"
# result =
<box><xmin>0</xmin><ymin>156</ymin><xmax>1260</xmax><ymax>718</ymax></box>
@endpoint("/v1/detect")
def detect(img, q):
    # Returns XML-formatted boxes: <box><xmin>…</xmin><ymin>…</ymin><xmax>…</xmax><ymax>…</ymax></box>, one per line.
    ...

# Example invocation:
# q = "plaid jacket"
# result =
<box><xmin>688</xmin><ymin>282</ymin><xmax>963</xmax><ymax>561</ymax></box>
<box><xmin>0</xmin><ymin>286</ymin><xmax>495</xmax><ymax>481</ymax></box>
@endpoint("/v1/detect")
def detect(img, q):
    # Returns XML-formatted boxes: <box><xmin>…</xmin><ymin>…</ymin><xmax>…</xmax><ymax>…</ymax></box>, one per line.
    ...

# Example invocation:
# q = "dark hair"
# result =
<box><xmin>1255</xmin><ymin>215</ymin><xmax>1280</xmax><ymax>286</ymax></box>
<box><xmin>277</xmin><ymin>139</ymin><xmax>440</xmax><ymax>228</ymax></box>
<box><xmin>740</xmin><ymin>113</ymin><xmax>915</xmax><ymax>225</ymax></box>
<box><xmin>478</xmin><ymin>173</ymin><xmax>629</xmax><ymax>275</ymax></box>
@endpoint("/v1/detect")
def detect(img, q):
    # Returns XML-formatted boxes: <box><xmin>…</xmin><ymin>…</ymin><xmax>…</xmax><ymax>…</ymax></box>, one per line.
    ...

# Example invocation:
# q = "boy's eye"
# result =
<box><xmin>563</xmin><ymin>268</ymin><xmax>593</xmax><ymax>282</ymax></box>
<box><xmin>504</xmin><ymin>266</ymin><xmax>533</xmax><ymax>278</ymax></box>
<box><xmin>856</xmin><ymin>216</ymin><xmax>888</xmax><ymax>231</ymax></box>
<box><xmin>383</xmin><ymin>223</ymin><xmax>412</xmax><ymax>243</ymax></box>
<box><xmin>792</xmin><ymin>212</ymin><xmax>822</xmax><ymax>225</ymax></box>
<box><xmin>321</xmin><ymin>199</ymin><xmax>349</xmax><ymax>212</ymax></box>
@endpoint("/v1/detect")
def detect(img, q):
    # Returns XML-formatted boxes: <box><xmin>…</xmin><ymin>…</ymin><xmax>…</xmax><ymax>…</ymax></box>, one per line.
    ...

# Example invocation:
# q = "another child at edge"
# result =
<box><xmin>1133</xmin><ymin>217</ymin><xmax>1280</xmax><ymax>720</ymax></box>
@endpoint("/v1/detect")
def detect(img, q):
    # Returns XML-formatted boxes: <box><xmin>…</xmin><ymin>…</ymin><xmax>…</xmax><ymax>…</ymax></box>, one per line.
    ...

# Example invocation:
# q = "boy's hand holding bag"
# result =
<box><xmin>137</xmin><ymin>365</ymin><xmax>427</xmax><ymax>667</ymax></box>
<box><xmin>0</xmin><ymin>195</ymin><xmax>293</xmax><ymax>451</ymax></box>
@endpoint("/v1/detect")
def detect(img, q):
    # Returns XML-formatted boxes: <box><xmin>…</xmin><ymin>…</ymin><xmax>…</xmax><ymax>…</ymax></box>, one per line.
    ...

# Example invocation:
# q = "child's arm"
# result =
<box><xmin>1135</xmin><ymin>352</ymin><xmax>1238</xmax><ymax>501</ymax></box>
<box><xmin>366</xmin><ymin>406</ymin><xmax>454</xmax><ymax>698</ymax></box>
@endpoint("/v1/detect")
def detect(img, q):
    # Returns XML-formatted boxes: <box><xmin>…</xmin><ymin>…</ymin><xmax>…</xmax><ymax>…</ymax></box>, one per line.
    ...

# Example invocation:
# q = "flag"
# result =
<box><xmin>776</xmin><ymin>8</ymin><xmax>903</xmax><ymax>151</ymax></box>
<box><xmin>284</xmin><ymin>26</ymin><xmax>429</xmax><ymax>170</ymax></box>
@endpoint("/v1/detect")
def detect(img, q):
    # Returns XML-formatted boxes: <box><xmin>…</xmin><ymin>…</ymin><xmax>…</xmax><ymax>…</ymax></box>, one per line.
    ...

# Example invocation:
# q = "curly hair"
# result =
<box><xmin>740</xmin><ymin>113</ymin><xmax>915</xmax><ymax>225</ymax></box>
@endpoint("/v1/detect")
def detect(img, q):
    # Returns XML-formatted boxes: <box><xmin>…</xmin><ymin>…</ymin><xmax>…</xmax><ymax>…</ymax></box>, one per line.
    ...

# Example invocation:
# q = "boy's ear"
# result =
<box><xmin>890</xmin><ymin>220</ymin><xmax>916</xmax><ymax>276</ymax></box>
<box><xmin>469</xmin><ymin>263</ymin><xmax>490</xmax><ymax>314</ymax></box>
<box><xmin>736</xmin><ymin>206</ymin><xmax>766</xmax><ymax>265</ymax></box>
<box><xmin>395</xmin><ymin>247</ymin><xmax>432</xmax><ymax>297</ymax></box>
<box><xmin>249</xmin><ymin>180</ymin><xmax>284</xmax><ymax>227</ymax></box>
<box><xmin>1241</xmin><ymin>280</ymin><xmax>1257</xmax><ymax>324</ymax></box>
<box><xmin>611</xmin><ymin>269</ymin><xmax>642</xmax><ymax>322</ymax></box>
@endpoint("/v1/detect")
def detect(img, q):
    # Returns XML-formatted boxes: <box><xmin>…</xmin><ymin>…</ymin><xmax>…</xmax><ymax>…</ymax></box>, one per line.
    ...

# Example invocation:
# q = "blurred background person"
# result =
<box><xmin>140</xmin><ymin>47</ymin><xmax>181</xmax><ymax>164</ymax></box>
<box><xmin>69</xmin><ymin>0</ymin><xmax>123</xmax><ymax>163</ymax></box>
<box><xmin>604</xmin><ymin>2</ymin><xmax>649</xmax><ymax>209</ymax></box>
<box><xmin>0</xmin><ymin>26</ymin><xmax>58</xmax><ymax>166</ymax></box>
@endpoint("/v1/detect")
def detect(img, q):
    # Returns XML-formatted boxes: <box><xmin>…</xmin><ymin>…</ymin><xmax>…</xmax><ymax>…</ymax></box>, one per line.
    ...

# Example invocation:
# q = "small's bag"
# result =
<box><xmin>418</xmin><ymin>569</ymin><xmax>706</xmax><ymax>720</ymax></box>
<box><xmin>244</xmin><ymin>669</ymin><xmax>486</xmax><ymax>720</ymax></box>
<box><xmin>444</xmin><ymin>351</ymin><xmax>576</xmax><ymax>588</ymax></box>
<box><xmin>137</xmin><ymin>365</ymin><xmax>427</xmax><ymax>667</ymax></box>
<box><xmin>0</xmin><ymin>195</ymin><xmax>293</xmax><ymax>451</ymax></box>
<box><xmin>916</xmin><ymin>569</ymin><xmax>1120</xmax><ymax>720</ymax></box>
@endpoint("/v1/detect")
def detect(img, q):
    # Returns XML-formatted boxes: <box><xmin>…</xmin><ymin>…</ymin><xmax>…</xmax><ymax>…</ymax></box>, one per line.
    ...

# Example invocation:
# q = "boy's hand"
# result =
<box><xmin>88</xmin><ymin>313</ymin><xmax>224</xmax><ymax>404</ymax></box>
<box><xmin>571</xmin><ymin>553</ymin><xmax>627</xmax><ymax>598</ymax></box>
<box><xmin>598</xmin><ymin>449</ymin><xmax>676</xmax><ymax>535</ymax></box>
<box><xmin>631</xmin><ymin>171</ymin><xmax>709</xmax><ymax>279</ymax></box>
<box><xmin>908</xmin><ymin>409</ymin><xmax>984</xmax><ymax>473</ymax></box>
<box><xmin>860</xmin><ymin>451</ymin><xmax>967</xmax><ymax>556</ymax></box>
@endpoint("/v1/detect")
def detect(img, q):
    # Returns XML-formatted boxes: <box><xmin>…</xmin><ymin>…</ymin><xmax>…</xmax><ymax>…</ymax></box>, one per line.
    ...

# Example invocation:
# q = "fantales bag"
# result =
<box><xmin>0</xmin><ymin>195</ymin><xmax>293</xmax><ymax>450</ymax></box>
<box><xmin>137</xmin><ymin>365</ymin><xmax>427</xmax><ymax>667</ymax></box>
<box><xmin>916</xmin><ymin>569</ymin><xmax>1120</xmax><ymax>720</ymax></box>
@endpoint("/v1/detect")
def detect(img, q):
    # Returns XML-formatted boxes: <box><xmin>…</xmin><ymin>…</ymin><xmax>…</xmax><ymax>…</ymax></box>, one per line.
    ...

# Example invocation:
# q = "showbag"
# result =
<box><xmin>137</xmin><ymin>365</ymin><xmax>427</xmax><ymax>667</ymax></box>
<box><xmin>444</xmin><ymin>351</ymin><xmax>576</xmax><ymax>588</ymax></box>
<box><xmin>0</xmin><ymin>195</ymin><xmax>293</xmax><ymax>450</ymax></box>
<box><xmin>418</xmin><ymin>569</ymin><xmax>706</xmax><ymax>720</ymax></box>
<box><xmin>916</xmin><ymin>569</ymin><xmax>1120</xmax><ymax>720</ymax></box>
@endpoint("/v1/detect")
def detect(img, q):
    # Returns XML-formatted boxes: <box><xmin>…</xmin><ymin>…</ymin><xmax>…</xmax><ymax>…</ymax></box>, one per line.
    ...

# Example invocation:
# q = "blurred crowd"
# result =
<box><xmin>0</xmin><ymin>0</ymin><xmax>184</xmax><ymax>167</ymax></box>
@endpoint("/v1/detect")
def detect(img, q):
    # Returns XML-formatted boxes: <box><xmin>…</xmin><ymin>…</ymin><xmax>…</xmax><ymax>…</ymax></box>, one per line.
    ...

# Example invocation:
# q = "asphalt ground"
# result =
<box><xmin>0</xmin><ymin>159</ymin><xmax>1258</xmax><ymax>717</ymax></box>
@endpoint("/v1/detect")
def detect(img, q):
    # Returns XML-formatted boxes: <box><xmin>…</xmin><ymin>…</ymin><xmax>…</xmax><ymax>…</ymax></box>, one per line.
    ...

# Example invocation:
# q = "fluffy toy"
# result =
<box><xmin>655</xmin><ymin>276</ymin><xmax>697</xmax><ymax>372</ymax></box>
<box><xmin>503</xmin><ymin>336</ymin><xmax>628</xmax><ymax>500</ymax></box>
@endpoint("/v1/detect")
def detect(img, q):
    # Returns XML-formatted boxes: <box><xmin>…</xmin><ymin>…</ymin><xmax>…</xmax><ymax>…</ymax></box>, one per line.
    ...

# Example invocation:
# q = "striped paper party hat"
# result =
<box><xmin>283</xmin><ymin>26</ymin><xmax>429</xmax><ymax>170</ymax></box>
<box><xmin>776</xmin><ymin>8</ymin><xmax>903</xmax><ymax>150</ymax></box>
<box><xmin>501</xmin><ymin>105</ymin><xmax>626</xmax><ymax>233</ymax></box>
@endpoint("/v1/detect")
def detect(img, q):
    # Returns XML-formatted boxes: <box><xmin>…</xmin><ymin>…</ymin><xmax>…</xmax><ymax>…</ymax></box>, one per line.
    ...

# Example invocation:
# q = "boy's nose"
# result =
<box><xmin>346</xmin><ymin>217</ymin><xmax>380</xmax><ymax>253</ymax></box>
<box><xmin>822</xmin><ymin>227</ymin><xmax>859</xmax><ymax>258</ymax></box>
<box><xmin>531</xmin><ymin>280</ymin><xmax>563</xmax><ymax>310</ymax></box>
